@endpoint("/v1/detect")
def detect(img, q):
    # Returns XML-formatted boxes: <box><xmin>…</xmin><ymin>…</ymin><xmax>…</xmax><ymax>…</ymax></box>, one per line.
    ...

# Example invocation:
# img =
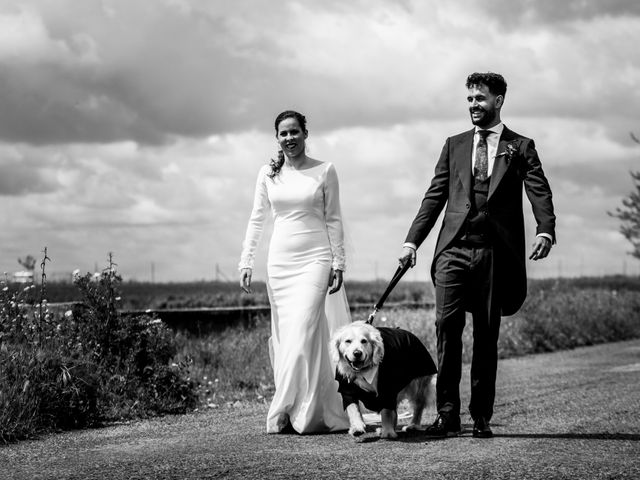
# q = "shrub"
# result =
<box><xmin>0</xmin><ymin>252</ymin><xmax>197</xmax><ymax>443</ymax></box>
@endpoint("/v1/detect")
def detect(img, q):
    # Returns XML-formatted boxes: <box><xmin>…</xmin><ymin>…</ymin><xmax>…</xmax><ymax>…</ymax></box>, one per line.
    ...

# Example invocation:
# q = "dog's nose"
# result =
<box><xmin>353</xmin><ymin>350</ymin><xmax>362</xmax><ymax>358</ymax></box>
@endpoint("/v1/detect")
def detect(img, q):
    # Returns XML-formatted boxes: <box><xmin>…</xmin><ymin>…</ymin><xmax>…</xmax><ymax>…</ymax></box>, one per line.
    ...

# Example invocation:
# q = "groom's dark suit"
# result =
<box><xmin>405</xmin><ymin>125</ymin><xmax>555</xmax><ymax>421</ymax></box>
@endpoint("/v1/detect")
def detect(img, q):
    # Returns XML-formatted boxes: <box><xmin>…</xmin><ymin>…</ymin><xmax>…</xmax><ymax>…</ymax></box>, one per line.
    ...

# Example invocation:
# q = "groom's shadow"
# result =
<box><xmin>494</xmin><ymin>432</ymin><xmax>640</xmax><ymax>441</ymax></box>
<box><xmin>355</xmin><ymin>423</ymin><xmax>640</xmax><ymax>444</ymax></box>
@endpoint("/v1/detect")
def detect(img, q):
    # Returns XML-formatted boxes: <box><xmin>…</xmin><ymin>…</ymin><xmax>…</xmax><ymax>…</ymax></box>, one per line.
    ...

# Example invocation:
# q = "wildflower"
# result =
<box><xmin>64</xmin><ymin>310</ymin><xmax>73</xmax><ymax>319</ymax></box>
<box><xmin>2</xmin><ymin>286</ymin><xmax>7</xmax><ymax>292</ymax></box>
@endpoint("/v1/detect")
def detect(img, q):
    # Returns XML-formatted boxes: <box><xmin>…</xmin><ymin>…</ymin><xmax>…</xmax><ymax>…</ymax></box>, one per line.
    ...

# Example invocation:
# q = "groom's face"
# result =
<box><xmin>467</xmin><ymin>84</ymin><xmax>503</xmax><ymax>127</ymax></box>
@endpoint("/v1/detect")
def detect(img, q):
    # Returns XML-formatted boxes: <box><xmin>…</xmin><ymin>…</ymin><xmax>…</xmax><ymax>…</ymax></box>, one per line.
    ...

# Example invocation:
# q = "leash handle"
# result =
<box><xmin>366</xmin><ymin>261</ymin><xmax>411</xmax><ymax>324</ymax></box>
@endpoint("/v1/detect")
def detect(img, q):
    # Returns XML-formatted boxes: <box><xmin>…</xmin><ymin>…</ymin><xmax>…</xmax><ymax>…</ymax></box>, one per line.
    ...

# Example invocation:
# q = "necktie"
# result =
<box><xmin>475</xmin><ymin>130</ymin><xmax>490</xmax><ymax>181</ymax></box>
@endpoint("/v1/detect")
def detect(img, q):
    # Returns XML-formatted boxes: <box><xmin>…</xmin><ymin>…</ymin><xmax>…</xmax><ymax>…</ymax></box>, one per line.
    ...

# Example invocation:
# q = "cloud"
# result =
<box><xmin>1</xmin><ymin>0</ymin><xmax>640</xmax><ymax>281</ymax></box>
<box><xmin>1</xmin><ymin>0</ymin><xmax>639</xmax><ymax>148</ymax></box>
<box><xmin>485</xmin><ymin>0</ymin><xmax>640</xmax><ymax>26</ymax></box>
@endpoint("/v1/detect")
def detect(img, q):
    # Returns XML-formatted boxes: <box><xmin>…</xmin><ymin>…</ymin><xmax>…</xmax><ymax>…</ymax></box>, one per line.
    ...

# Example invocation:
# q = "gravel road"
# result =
<box><xmin>2</xmin><ymin>339</ymin><xmax>640</xmax><ymax>480</ymax></box>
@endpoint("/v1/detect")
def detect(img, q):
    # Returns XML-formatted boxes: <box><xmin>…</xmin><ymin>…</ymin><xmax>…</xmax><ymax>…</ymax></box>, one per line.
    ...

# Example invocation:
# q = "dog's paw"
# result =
<box><xmin>376</xmin><ymin>427</ymin><xmax>398</xmax><ymax>440</ymax></box>
<box><xmin>402</xmin><ymin>423</ymin><xmax>423</xmax><ymax>433</ymax></box>
<box><xmin>349</xmin><ymin>422</ymin><xmax>367</xmax><ymax>437</ymax></box>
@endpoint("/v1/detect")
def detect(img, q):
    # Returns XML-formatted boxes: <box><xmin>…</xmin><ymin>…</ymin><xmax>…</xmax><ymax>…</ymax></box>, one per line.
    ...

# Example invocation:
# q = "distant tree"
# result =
<box><xmin>609</xmin><ymin>133</ymin><xmax>640</xmax><ymax>260</ymax></box>
<box><xmin>18</xmin><ymin>255</ymin><xmax>36</xmax><ymax>271</ymax></box>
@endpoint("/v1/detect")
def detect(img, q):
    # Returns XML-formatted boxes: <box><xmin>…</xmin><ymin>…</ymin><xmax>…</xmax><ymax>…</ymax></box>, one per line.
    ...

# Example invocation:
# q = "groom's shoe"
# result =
<box><xmin>472</xmin><ymin>417</ymin><xmax>493</xmax><ymax>438</ymax></box>
<box><xmin>424</xmin><ymin>413</ymin><xmax>461</xmax><ymax>438</ymax></box>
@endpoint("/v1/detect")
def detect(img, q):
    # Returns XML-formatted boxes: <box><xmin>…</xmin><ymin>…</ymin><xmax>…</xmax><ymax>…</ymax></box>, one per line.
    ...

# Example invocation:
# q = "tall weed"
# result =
<box><xmin>183</xmin><ymin>282</ymin><xmax>640</xmax><ymax>404</ymax></box>
<box><xmin>0</xmin><ymin>252</ymin><xmax>197</xmax><ymax>443</ymax></box>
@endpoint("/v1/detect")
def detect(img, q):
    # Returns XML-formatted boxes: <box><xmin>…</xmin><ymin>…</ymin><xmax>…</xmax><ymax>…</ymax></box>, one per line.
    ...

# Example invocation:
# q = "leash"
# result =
<box><xmin>366</xmin><ymin>261</ymin><xmax>412</xmax><ymax>325</ymax></box>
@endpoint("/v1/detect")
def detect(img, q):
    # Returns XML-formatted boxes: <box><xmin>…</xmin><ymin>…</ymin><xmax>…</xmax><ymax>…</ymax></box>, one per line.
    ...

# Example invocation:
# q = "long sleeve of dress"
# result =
<box><xmin>238</xmin><ymin>166</ymin><xmax>270</xmax><ymax>270</ymax></box>
<box><xmin>323</xmin><ymin>163</ymin><xmax>346</xmax><ymax>271</ymax></box>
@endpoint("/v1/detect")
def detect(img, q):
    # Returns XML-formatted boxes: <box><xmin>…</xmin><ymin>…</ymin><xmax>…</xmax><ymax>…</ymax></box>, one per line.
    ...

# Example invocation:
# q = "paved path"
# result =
<box><xmin>2</xmin><ymin>340</ymin><xmax>640</xmax><ymax>479</ymax></box>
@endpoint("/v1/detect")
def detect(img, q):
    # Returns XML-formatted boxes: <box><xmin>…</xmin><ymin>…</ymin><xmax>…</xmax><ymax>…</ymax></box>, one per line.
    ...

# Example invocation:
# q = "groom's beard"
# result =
<box><xmin>470</xmin><ymin>107</ymin><xmax>497</xmax><ymax>127</ymax></box>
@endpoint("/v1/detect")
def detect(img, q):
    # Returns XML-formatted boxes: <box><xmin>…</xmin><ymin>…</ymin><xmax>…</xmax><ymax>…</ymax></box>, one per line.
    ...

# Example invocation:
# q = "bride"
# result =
<box><xmin>239</xmin><ymin>110</ymin><xmax>351</xmax><ymax>434</ymax></box>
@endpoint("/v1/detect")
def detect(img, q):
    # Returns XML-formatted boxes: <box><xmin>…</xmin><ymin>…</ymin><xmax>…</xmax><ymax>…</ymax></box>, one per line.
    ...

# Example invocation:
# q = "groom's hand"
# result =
<box><xmin>529</xmin><ymin>236</ymin><xmax>552</xmax><ymax>261</ymax></box>
<box><xmin>328</xmin><ymin>268</ymin><xmax>343</xmax><ymax>294</ymax></box>
<box><xmin>399</xmin><ymin>246</ymin><xmax>416</xmax><ymax>268</ymax></box>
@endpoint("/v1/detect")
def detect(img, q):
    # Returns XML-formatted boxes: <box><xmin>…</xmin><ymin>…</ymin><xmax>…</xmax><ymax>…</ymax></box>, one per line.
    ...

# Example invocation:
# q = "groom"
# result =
<box><xmin>400</xmin><ymin>72</ymin><xmax>556</xmax><ymax>438</ymax></box>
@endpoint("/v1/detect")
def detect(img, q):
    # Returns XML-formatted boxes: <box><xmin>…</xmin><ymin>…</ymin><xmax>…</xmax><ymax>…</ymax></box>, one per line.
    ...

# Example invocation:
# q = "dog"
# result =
<box><xmin>329</xmin><ymin>321</ymin><xmax>437</xmax><ymax>439</ymax></box>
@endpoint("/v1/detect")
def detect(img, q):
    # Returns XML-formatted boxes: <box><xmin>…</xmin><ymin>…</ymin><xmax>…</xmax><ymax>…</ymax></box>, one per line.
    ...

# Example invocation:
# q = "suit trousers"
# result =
<box><xmin>433</xmin><ymin>242</ymin><xmax>502</xmax><ymax>422</ymax></box>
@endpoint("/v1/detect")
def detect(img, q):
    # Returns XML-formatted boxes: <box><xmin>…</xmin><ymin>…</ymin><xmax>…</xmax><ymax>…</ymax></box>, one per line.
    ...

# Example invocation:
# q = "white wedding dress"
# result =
<box><xmin>239</xmin><ymin>161</ymin><xmax>351</xmax><ymax>434</ymax></box>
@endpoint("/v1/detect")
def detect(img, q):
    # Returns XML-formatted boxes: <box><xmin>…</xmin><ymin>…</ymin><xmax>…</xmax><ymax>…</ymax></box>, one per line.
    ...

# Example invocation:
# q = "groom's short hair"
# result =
<box><xmin>466</xmin><ymin>72</ymin><xmax>507</xmax><ymax>97</ymax></box>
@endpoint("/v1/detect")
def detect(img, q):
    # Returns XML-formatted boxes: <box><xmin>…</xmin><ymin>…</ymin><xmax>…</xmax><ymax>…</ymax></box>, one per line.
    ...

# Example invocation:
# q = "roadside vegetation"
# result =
<box><xmin>178</xmin><ymin>277</ymin><xmax>640</xmax><ymax>408</ymax></box>
<box><xmin>3</xmin><ymin>251</ymin><xmax>640</xmax><ymax>443</ymax></box>
<box><xmin>0</xmin><ymin>252</ymin><xmax>196</xmax><ymax>444</ymax></box>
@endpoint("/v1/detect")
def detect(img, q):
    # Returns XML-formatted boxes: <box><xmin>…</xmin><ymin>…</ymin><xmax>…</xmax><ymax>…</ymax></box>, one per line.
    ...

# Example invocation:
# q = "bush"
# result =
<box><xmin>0</xmin><ymin>253</ymin><xmax>197</xmax><ymax>443</ymax></box>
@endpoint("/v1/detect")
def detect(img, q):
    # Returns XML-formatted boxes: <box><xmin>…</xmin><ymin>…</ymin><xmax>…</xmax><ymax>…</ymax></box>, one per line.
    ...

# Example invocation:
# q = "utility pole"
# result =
<box><xmin>558</xmin><ymin>259</ymin><xmax>563</xmax><ymax>278</ymax></box>
<box><xmin>216</xmin><ymin>263</ymin><xmax>231</xmax><ymax>282</ymax></box>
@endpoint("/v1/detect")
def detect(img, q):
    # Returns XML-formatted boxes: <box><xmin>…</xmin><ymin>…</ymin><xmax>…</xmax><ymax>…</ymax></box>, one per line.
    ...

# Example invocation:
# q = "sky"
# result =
<box><xmin>1</xmin><ymin>0</ymin><xmax>640</xmax><ymax>283</ymax></box>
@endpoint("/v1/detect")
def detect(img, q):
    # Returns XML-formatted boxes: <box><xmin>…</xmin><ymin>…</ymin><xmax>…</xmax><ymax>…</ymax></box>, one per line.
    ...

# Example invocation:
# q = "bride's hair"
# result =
<box><xmin>268</xmin><ymin>110</ymin><xmax>307</xmax><ymax>179</ymax></box>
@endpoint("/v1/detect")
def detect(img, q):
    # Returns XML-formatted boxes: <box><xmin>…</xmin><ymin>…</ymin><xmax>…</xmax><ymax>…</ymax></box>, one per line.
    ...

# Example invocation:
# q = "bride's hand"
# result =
<box><xmin>240</xmin><ymin>268</ymin><xmax>252</xmax><ymax>294</ymax></box>
<box><xmin>328</xmin><ymin>268</ymin><xmax>343</xmax><ymax>294</ymax></box>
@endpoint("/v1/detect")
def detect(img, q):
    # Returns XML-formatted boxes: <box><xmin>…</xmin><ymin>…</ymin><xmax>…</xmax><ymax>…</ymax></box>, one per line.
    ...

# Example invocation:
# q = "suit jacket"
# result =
<box><xmin>405</xmin><ymin>126</ymin><xmax>556</xmax><ymax>315</ymax></box>
<box><xmin>336</xmin><ymin>327</ymin><xmax>437</xmax><ymax>412</ymax></box>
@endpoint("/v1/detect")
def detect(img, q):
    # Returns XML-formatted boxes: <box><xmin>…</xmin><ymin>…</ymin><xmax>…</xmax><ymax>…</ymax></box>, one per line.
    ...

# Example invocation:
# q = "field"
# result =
<box><xmin>40</xmin><ymin>278</ymin><xmax>434</xmax><ymax>309</ymax></box>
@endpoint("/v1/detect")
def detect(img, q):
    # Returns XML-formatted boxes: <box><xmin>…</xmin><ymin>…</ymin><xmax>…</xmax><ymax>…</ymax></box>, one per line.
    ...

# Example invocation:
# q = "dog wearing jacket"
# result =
<box><xmin>329</xmin><ymin>321</ymin><xmax>437</xmax><ymax>439</ymax></box>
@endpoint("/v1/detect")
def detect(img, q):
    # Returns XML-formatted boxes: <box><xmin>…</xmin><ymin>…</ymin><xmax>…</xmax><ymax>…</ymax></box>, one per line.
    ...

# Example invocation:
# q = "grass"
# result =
<box><xmin>179</xmin><ymin>281</ymin><xmax>640</xmax><ymax>406</ymax></box>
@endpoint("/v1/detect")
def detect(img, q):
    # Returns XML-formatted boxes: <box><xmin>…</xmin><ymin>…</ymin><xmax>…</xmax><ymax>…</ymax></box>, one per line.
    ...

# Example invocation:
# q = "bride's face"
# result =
<box><xmin>276</xmin><ymin>117</ymin><xmax>307</xmax><ymax>158</ymax></box>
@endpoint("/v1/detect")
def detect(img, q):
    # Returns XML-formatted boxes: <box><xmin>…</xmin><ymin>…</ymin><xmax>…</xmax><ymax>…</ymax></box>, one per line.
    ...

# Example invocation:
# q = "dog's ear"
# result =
<box><xmin>328</xmin><ymin>329</ymin><xmax>343</xmax><ymax>365</ymax></box>
<box><xmin>370</xmin><ymin>328</ymin><xmax>384</xmax><ymax>366</ymax></box>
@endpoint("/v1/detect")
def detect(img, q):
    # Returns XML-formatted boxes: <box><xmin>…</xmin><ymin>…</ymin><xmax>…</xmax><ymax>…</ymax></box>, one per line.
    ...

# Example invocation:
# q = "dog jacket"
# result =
<box><xmin>336</xmin><ymin>327</ymin><xmax>437</xmax><ymax>412</ymax></box>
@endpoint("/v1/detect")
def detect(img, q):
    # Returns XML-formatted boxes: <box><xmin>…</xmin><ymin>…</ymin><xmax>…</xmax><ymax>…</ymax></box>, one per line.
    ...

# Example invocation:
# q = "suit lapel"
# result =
<box><xmin>455</xmin><ymin>129</ymin><xmax>475</xmax><ymax>201</ymax></box>
<box><xmin>488</xmin><ymin>126</ymin><xmax>516</xmax><ymax>199</ymax></box>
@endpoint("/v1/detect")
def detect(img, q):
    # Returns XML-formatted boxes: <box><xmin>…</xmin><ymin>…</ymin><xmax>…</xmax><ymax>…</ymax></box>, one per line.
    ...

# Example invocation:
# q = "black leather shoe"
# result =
<box><xmin>472</xmin><ymin>417</ymin><xmax>493</xmax><ymax>438</ymax></box>
<box><xmin>424</xmin><ymin>414</ymin><xmax>461</xmax><ymax>438</ymax></box>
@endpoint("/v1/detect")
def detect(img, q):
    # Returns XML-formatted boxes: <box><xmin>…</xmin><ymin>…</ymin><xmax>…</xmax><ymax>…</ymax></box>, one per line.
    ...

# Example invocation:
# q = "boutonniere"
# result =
<box><xmin>496</xmin><ymin>142</ymin><xmax>519</xmax><ymax>163</ymax></box>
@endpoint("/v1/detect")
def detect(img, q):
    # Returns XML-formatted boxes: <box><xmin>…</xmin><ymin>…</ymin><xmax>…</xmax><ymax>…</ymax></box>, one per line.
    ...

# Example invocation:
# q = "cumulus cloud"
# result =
<box><xmin>1</xmin><ymin>0</ymin><xmax>640</xmax><ymax>280</ymax></box>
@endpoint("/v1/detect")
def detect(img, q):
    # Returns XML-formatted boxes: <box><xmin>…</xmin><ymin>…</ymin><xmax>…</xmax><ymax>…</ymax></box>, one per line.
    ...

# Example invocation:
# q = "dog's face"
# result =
<box><xmin>330</xmin><ymin>321</ymin><xmax>384</xmax><ymax>379</ymax></box>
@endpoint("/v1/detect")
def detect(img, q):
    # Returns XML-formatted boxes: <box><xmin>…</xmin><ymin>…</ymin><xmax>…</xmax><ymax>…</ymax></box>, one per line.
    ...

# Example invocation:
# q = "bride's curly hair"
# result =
<box><xmin>267</xmin><ymin>110</ymin><xmax>307</xmax><ymax>179</ymax></box>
